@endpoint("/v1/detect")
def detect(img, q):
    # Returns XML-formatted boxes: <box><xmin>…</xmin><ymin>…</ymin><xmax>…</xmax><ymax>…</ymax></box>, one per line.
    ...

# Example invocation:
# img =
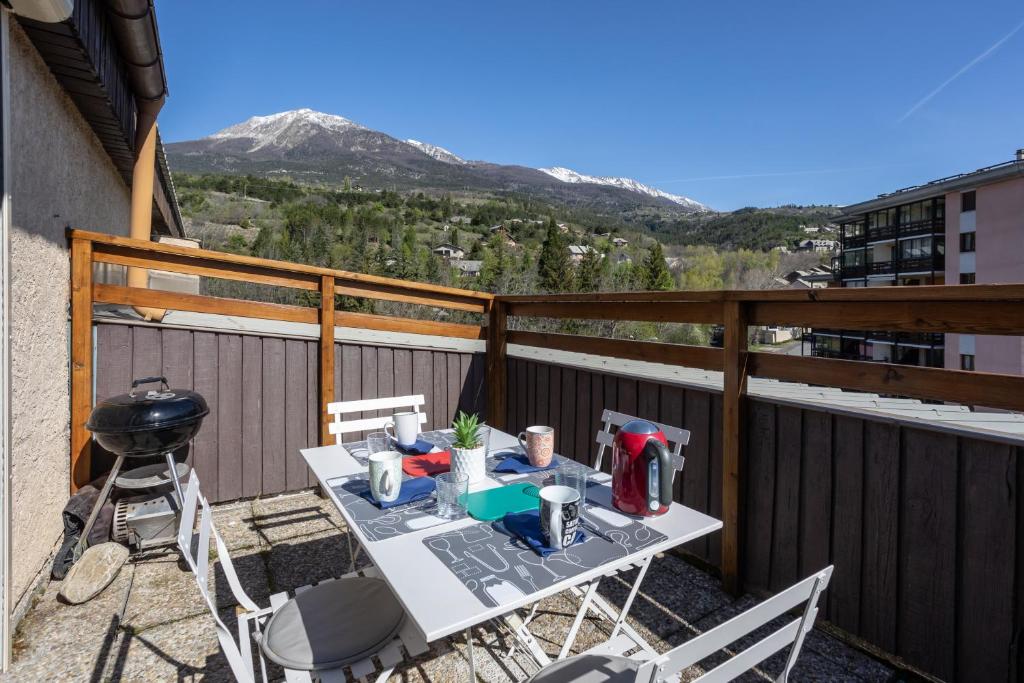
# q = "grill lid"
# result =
<box><xmin>87</xmin><ymin>376</ymin><xmax>209</xmax><ymax>434</ymax></box>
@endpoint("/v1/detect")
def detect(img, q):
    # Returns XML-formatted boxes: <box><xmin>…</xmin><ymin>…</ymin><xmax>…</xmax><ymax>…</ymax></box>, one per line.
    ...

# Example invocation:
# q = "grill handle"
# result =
<box><xmin>130</xmin><ymin>376</ymin><xmax>169</xmax><ymax>397</ymax></box>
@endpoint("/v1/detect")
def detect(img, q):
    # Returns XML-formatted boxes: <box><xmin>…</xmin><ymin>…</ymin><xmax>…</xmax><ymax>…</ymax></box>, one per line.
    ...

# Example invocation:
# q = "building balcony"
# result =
<box><xmin>840</xmin><ymin>263</ymin><xmax>867</xmax><ymax>279</ymax></box>
<box><xmin>867</xmin><ymin>260</ymin><xmax>895</xmax><ymax>275</ymax></box>
<box><xmin>843</xmin><ymin>233</ymin><xmax>866</xmax><ymax>248</ymax></box>
<box><xmin>866</xmin><ymin>224</ymin><xmax>896</xmax><ymax>242</ymax></box>
<box><xmin>898</xmin><ymin>255</ymin><xmax>945</xmax><ymax>273</ymax></box>
<box><xmin>899</xmin><ymin>218</ymin><xmax>945</xmax><ymax>238</ymax></box>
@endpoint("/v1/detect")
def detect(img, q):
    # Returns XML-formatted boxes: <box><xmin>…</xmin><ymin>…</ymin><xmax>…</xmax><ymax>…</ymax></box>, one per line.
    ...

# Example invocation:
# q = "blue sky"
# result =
<box><xmin>158</xmin><ymin>1</ymin><xmax>1024</xmax><ymax>211</ymax></box>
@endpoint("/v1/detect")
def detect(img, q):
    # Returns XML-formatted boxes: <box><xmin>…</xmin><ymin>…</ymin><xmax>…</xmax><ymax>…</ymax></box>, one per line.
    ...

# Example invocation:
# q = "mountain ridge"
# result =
<box><xmin>167</xmin><ymin>108</ymin><xmax>711</xmax><ymax>216</ymax></box>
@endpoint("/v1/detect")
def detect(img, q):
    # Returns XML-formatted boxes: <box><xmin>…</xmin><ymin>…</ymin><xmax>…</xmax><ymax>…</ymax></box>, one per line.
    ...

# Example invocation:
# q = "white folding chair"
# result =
<box><xmin>527</xmin><ymin>566</ymin><xmax>833</xmax><ymax>683</ymax></box>
<box><xmin>527</xmin><ymin>411</ymin><xmax>692</xmax><ymax>664</ymax></box>
<box><xmin>325</xmin><ymin>394</ymin><xmax>427</xmax><ymax>570</ymax></box>
<box><xmin>593</xmin><ymin>409</ymin><xmax>689</xmax><ymax>473</ymax></box>
<box><xmin>177</xmin><ymin>474</ymin><xmax>430</xmax><ymax>683</ymax></box>
<box><xmin>326</xmin><ymin>394</ymin><xmax>427</xmax><ymax>445</ymax></box>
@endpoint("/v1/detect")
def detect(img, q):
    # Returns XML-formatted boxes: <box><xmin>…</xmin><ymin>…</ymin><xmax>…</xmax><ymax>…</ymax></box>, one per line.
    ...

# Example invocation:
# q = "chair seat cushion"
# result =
<box><xmin>260</xmin><ymin>577</ymin><xmax>405</xmax><ymax>671</ymax></box>
<box><xmin>527</xmin><ymin>654</ymin><xmax>641</xmax><ymax>683</ymax></box>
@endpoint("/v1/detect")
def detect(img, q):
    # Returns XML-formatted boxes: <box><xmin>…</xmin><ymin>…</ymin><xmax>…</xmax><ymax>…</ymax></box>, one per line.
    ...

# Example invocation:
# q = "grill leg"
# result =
<box><xmin>72</xmin><ymin>454</ymin><xmax>125</xmax><ymax>562</ymax></box>
<box><xmin>165</xmin><ymin>452</ymin><xmax>185</xmax><ymax>505</ymax></box>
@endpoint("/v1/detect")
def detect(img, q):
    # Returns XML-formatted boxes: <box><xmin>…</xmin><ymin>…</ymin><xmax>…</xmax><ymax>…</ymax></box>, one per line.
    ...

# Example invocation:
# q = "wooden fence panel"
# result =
<box><xmin>93</xmin><ymin>322</ymin><xmax>484</xmax><ymax>503</ymax></box>
<box><xmin>829</xmin><ymin>415</ymin><xmax>863</xmax><ymax>634</ymax></box>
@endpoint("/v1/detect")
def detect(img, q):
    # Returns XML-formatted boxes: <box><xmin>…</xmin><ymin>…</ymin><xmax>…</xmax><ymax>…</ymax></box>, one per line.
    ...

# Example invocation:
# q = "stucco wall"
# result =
<box><xmin>944</xmin><ymin>181</ymin><xmax>1024</xmax><ymax>374</ymax></box>
<box><xmin>7</xmin><ymin>21</ymin><xmax>130</xmax><ymax>614</ymax></box>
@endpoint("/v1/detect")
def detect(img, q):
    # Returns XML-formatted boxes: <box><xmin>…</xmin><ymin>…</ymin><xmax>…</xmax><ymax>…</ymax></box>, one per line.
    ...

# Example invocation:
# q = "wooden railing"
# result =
<box><xmin>68</xmin><ymin>229</ymin><xmax>493</xmax><ymax>493</ymax></box>
<box><xmin>68</xmin><ymin>230</ymin><xmax>1024</xmax><ymax>602</ymax></box>
<box><xmin>489</xmin><ymin>285</ymin><xmax>1024</xmax><ymax>594</ymax></box>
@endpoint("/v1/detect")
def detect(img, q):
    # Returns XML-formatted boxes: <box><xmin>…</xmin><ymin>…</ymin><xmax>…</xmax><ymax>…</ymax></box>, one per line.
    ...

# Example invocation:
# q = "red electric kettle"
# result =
<box><xmin>611</xmin><ymin>419</ymin><xmax>674</xmax><ymax>517</ymax></box>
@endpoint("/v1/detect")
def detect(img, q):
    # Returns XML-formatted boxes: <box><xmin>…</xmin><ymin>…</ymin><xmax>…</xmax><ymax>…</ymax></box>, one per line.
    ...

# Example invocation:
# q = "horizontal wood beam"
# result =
<box><xmin>749</xmin><ymin>352</ymin><xmax>1024</xmax><ymax>412</ymax></box>
<box><xmin>497</xmin><ymin>284</ymin><xmax>1024</xmax><ymax>304</ymax></box>
<box><xmin>507</xmin><ymin>330</ymin><xmax>724</xmax><ymax>370</ymax></box>
<box><xmin>70</xmin><ymin>228</ymin><xmax>492</xmax><ymax>303</ymax></box>
<box><xmin>506</xmin><ymin>300</ymin><xmax>724</xmax><ymax>324</ymax></box>
<box><xmin>498</xmin><ymin>291</ymin><xmax>726</xmax><ymax>304</ymax></box>
<box><xmin>749</xmin><ymin>301</ymin><xmax>1024</xmax><ymax>335</ymax></box>
<box><xmin>333</xmin><ymin>282</ymin><xmax>488</xmax><ymax>313</ymax></box>
<box><xmin>93</xmin><ymin>245</ymin><xmax>320</xmax><ymax>291</ymax></box>
<box><xmin>94</xmin><ymin>283</ymin><xmax>319</xmax><ymax>324</ymax></box>
<box><xmin>334</xmin><ymin>310</ymin><xmax>485</xmax><ymax>339</ymax></box>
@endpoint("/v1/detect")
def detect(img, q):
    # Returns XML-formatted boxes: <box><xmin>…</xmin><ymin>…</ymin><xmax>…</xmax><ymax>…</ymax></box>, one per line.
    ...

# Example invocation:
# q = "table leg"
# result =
<box><xmin>559</xmin><ymin>579</ymin><xmax>601</xmax><ymax>660</ymax></box>
<box><xmin>610</xmin><ymin>556</ymin><xmax>652</xmax><ymax>639</ymax></box>
<box><xmin>466</xmin><ymin>628</ymin><xmax>476</xmax><ymax>681</ymax></box>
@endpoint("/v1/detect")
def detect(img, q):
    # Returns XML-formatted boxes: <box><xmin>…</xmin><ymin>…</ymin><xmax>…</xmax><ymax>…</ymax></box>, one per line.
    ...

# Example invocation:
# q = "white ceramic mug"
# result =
<box><xmin>539</xmin><ymin>485</ymin><xmax>581</xmax><ymax>549</ymax></box>
<box><xmin>368</xmin><ymin>451</ymin><xmax>403</xmax><ymax>503</ymax></box>
<box><xmin>385</xmin><ymin>411</ymin><xmax>420</xmax><ymax>447</ymax></box>
<box><xmin>517</xmin><ymin>426</ymin><xmax>554</xmax><ymax>467</ymax></box>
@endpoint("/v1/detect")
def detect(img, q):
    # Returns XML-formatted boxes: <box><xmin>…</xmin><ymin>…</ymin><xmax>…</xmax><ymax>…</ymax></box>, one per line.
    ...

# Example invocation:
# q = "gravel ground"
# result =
<box><xmin>3</xmin><ymin>491</ymin><xmax>896</xmax><ymax>682</ymax></box>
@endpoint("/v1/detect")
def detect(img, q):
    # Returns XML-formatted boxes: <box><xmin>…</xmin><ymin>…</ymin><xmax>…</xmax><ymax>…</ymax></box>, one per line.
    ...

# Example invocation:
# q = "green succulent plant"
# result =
<box><xmin>451</xmin><ymin>411</ymin><xmax>484</xmax><ymax>449</ymax></box>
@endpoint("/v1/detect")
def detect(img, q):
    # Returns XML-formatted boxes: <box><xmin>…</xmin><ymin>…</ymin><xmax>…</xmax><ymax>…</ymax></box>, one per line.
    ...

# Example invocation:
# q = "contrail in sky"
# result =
<box><xmin>898</xmin><ymin>18</ymin><xmax>1024</xmax><ymax>123</ymax></box>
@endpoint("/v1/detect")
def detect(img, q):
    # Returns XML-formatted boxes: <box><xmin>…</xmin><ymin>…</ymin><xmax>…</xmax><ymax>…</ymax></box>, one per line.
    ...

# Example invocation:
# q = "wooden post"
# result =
<box><xmin>721</xmin><ymin>300</ymin><xmax>749</xmax><ymax>595</ymax></box>
<box><xmin>486</xmin><ymin>299</ymin><xmax>508</xmax><ymax>430</ymax></box>
<box><xmin>70</xmin><ymin>238</ymin><xmax>93</xmax><ymax>492</ymax></box>
<box><xmin>319</xmin><ymin>275</ymin><xmax>336</xmax><ymax>446</ymax></box>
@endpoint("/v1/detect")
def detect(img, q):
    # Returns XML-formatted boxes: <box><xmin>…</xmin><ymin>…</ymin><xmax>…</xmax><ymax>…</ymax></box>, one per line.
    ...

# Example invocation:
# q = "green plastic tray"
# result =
<box><xmin>466</xmin><ymin>482</ymin><xmax>540</xmax><ymax>521</ymax></box>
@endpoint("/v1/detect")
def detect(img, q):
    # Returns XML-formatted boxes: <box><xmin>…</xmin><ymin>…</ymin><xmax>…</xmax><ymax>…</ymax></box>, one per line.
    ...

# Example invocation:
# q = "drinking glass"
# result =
<box><xmin>435</xmin><ymin>471</ymin><xmax>469</xmax><ymax>519</ymax></box>
<box><xmin>556</xmin><ymin>462</ymin><xmax>589</xmax><ymax>506</ymax></box>
<box><xmin>476</xmin><ymin>425</ymin><xmax>492</xmax><ymax>455</ymax></box>
<box><xmin>367</xmin><ymin>432</ymin><xmax>390</xmax><ymax>455</ymax></box>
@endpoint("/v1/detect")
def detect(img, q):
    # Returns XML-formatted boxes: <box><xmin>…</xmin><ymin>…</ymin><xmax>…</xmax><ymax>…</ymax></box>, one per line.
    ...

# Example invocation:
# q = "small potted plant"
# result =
<box><xmin>450</xmin><ymin>411</ymin><xmax>488</xmax><ymax>484</ymax></box>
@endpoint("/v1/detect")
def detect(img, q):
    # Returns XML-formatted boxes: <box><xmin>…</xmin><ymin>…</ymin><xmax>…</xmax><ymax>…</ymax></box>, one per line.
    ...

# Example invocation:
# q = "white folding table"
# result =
<box><xmin>301</xmin><ymin>428</ymin><xmax>722</xmax><ymax>678</ymax></box>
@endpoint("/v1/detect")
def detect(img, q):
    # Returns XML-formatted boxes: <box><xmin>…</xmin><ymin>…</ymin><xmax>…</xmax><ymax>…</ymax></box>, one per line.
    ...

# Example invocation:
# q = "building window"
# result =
<box><xmin>961</xmin><ymin>191</ymin><xmax>976</xmax><ymax>212</ymax></box>
<box><xmin>900</xmin><ymin>237</ymin><xmax>933</xmax><ymax>259</ymax></box>
<box><xmin>960</xmin><ymin>354</ymin><xmax>975</xmax><ymax>371</ymax></box>
<box><xmin>959</xmin><ymin>231</ymin><xmax>976</xmax><ymax>252</ymax></box>
<box><xmin>960</xmin><ymin>272</ymin><xmax>976</xmax><ymax>284</ymax></box>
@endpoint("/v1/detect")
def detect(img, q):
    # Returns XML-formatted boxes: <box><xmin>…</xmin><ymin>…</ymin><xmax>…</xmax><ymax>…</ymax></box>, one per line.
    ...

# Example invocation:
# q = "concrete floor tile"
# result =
<box><xmin>263</xmin><ymin>529</ymin><xmax>353</xmax><ymax>595</ymax></box>
<box><xmin>251</xmin><ymin>492</ymin><xmax>345</xmax><ymax>545</ymax></box>
<box><xmin>212</xmin><ymin>500</ymin><xmax>263</xmax><ymax>553</ymax></box>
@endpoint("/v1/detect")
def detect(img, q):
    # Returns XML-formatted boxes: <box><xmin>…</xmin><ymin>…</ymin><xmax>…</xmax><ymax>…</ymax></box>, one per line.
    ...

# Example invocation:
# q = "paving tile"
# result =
<box><xmin>121</xmin><ymin>547</ymin><xmax>270</xmax><ymax>631</ymax></box>
<box><xmin>263</xmin><ymin>529</ymin><xmax>354</xmax><ymax>595</ymax></box>
<box><xmin>251</xmin><ymin>492</ymin><xmax>345</xmax><ymax>545</ymax></box>
<box><xmin>106</xmin><ymin>611</ymin><xmax>235</xmax><ymax>682</ymax></box>
<box><xmin>212</xmin><ymin>500</ymin><xmax>263</xmax><ymax>552</ymax></box>
<box><xmin>5</xmin><ymin>567</ymin><xmax>133</xmax><ymax>682</ymax></box>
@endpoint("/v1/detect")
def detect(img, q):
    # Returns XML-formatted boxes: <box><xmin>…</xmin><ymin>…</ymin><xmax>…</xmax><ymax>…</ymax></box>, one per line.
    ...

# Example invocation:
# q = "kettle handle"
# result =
<box><xmin>643</xmin><ymin>437</ymin><xmax>675</xmax><ymax>507</ymax></box>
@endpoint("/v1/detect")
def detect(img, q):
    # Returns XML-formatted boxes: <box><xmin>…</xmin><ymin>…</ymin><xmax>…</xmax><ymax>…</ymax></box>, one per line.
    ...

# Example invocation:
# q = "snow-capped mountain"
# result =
<box><xmin>208</xmin><ymin>108</ymin><xmax>364</xmax><ymax>153</ymax></box>
<box><xmin>540</xmin><ymin>167</ymin><xmax>707</xmax><ymax>211</ymax></box>
<box><xmin>405</xmin><ymin>139</ymin><xmax>466</xmax><ymax>165</ymax></box>
<box><xmin>168</xmin><ymin>109</ymin><xmax>709</xmax><ymax>216</ymax></box>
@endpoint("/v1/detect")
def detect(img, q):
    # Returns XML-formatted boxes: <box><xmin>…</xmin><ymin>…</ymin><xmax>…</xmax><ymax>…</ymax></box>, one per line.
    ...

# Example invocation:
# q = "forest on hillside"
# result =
<box><xmin>175</xmin><ymin>174</ymin><xmax>827</xmax><ymax>344</ymax></box>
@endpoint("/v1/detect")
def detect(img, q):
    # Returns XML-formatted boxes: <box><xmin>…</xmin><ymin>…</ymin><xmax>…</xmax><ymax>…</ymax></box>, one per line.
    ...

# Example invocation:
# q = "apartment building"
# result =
<box><xmin>810</xmin><ymin>150</ymin><xmax>1024</xmax><ymax>370</ymax></box>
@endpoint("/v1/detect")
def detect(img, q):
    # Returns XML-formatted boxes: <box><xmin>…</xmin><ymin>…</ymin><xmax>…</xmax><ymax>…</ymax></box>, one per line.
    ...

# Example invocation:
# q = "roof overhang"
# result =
<box><xmin>834</xmin><ymin>159</ymin><xmax>1024</xmax><ymax>223</ymax></box>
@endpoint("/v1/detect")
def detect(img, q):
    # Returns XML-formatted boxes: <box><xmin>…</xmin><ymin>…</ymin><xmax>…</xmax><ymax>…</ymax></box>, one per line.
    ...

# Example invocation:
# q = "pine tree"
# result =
<box><xmin>537</xmin><ymin>222</ymin><xmax>572</xmax><ymax>292</ymax></box>
<box><xmin>642</xmin><ymin>242</ymin><xmax>674</xmax><ymax>291</ymax></box>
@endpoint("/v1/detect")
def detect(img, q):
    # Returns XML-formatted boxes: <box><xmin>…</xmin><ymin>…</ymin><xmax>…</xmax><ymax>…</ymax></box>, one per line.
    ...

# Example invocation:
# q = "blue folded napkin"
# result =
<box><xmin>501</xmin><ymin>510</ymin><xmax>584</xmax><ymax>557</ymax></box>
<box><xmin>493</xmin><ymin>452</ymin><xmax>559</xmax><ymax>474</ymax></box>
<box><xmin>359</xmin><ymin>475</ymin><xmax>436</xmax><ymax>509</ymax></box>
<box><xmin>395</xmin><ymin>438</ymin><xmax>436</xmax><ymax>455</ymax></box>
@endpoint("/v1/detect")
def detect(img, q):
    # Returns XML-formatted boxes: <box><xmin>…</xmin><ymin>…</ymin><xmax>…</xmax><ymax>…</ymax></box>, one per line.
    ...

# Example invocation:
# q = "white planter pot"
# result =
<box><xmin>451</xmin><ymin>445</ymin><xmax>486</xmax><ymax>484</ymax></box>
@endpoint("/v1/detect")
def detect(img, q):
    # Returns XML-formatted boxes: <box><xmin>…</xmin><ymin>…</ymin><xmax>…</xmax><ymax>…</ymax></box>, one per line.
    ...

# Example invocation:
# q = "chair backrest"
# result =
<box><xmin>593</xmin><ymin>409</ymin><xmax>690</xmax><ymax>472</ymax></box>
<box><xmin>326</xmin><ymin>394</ymin><xmax>427</xmax><ymax>445</ymax></box>
<box><xmin>634</xmin><ymin>566</ymin><xmax>833</xmax><ymax>683</ymax></box>
<box><xmin>178</xmin><ymin>474</ymin><xmax>262</xmax><ymax>683</ymax></box>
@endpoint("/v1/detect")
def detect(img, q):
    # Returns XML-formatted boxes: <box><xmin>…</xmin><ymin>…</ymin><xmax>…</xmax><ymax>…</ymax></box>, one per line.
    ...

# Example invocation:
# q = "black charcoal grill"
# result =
<box><xmin>74</xmin><ymin>377</ymin><xmax>208</xmax><ymax>560</ymax></box>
